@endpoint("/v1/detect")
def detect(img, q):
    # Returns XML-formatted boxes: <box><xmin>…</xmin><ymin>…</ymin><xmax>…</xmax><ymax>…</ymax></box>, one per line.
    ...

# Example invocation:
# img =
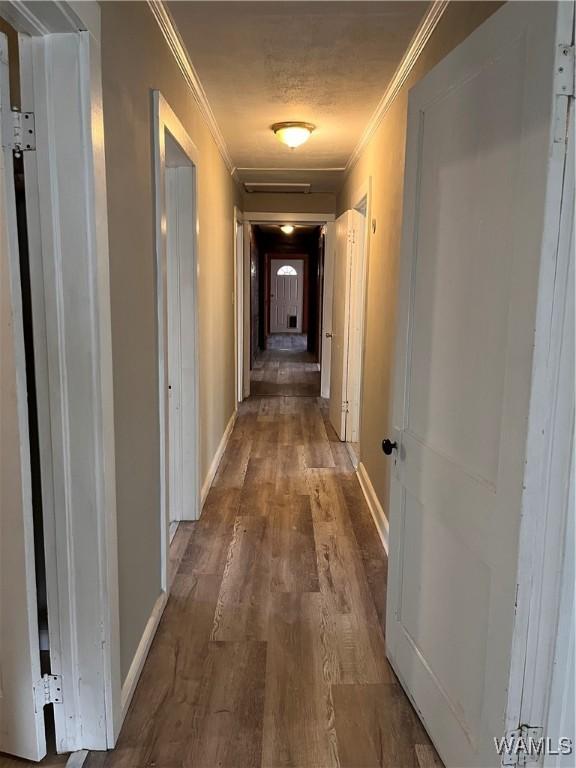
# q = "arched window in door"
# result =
<box><xmin>276</xmin><ymin>265</ymin><xmax>298</xmax><ymax>276</ymax></box>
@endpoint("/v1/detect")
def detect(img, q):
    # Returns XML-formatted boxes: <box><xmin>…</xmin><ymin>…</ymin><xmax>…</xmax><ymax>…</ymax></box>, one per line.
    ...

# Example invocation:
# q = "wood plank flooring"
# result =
<box><xmin>83</xmin><ymin>355</ymin><xmax>441</xmax><ymax>768</ymax></box>
<box><xmin>250</xmin><ymin>335</ymin><xmax>320</xmax><ymax>398</ymax></box>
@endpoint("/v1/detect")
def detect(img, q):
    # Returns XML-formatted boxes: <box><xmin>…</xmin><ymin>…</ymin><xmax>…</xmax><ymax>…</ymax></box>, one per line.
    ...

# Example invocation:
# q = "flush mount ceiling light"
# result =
<box><xmin>272</xmin><ymin>122</ymin><xmax>315</xmax><ymax>149</ymax></box>
<box><xmin>280</xmin><ymin>224</ymin><xmax>295</xmax><ymax>235</ymax></box>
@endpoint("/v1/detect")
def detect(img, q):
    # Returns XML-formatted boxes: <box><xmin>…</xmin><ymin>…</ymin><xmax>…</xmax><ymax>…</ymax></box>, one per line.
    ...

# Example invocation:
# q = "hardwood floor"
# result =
<box><xmin>85</xmin><ymin>365</ymin><xmax>442</xmax><ymax>767</ymax></box>
<box><xmin>0</xmin><ymin>753</ymin><xmax>68</xmax><ymax>768</ymax></box>
<box><xmin>251</xmin><ymin>335</ymin><xmax>320</xmax><ymax>398</ymax></box>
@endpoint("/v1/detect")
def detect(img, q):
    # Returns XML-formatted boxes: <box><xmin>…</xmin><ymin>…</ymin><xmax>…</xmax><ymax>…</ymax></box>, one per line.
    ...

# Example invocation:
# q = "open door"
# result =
<box><xmin>0</xmin><ymin>32</ymin><xmax>46</xmax><ymax>761</ymax></box>
<box><xmin>328</xmin><ymin>211</ymin><xmax>350</xmax><ymax>439</ymax></box>
<box><xmin>386</xmin><ymin>3</ymin><xmax>573</xmax><ymax>766</ymax></box>
<box><xmin>328</xmin><ymin>208</ymin><xmax>366</xmax><ymax>443</ymax></box>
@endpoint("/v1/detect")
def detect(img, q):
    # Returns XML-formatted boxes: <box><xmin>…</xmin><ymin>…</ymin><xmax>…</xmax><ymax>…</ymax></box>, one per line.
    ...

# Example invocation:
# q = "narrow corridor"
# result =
<box><xmin>87</xmin><ymin>357</ymin><xmax>442</xmax><ymax>768</ymax></box>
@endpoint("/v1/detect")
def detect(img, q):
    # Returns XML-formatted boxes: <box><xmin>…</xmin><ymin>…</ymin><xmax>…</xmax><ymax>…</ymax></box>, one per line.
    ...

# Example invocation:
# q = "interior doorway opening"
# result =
<box><xmin>153</xmin><ymin>91</ymin><xmax>201</xmax><ymax>599</ymax></box>
<box><xmin>246</xmin><ymin>221</ymin><xmax>327</xmax><ymax>398</ymax></box>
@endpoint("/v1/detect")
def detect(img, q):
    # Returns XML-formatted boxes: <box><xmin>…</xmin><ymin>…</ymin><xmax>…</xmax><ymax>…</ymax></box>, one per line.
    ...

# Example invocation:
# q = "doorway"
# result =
<box><xmin>239</xmin><ymin>214</ymin><xmax>335</xmax><ymax>400</ymax></box>
<box><xmin>153</xmin><ymin>91</ymin><xmax>200</xmax><ymax>594</ymax></box>
<box><xmin>248</xmin><ymin>222</ymin><xmax>325</xmax><ymax>398</ymax></box>
<box><xmin>164</xmin><ymin>133</ymin><xmax>196</xmax><ymax>540</ymax></box>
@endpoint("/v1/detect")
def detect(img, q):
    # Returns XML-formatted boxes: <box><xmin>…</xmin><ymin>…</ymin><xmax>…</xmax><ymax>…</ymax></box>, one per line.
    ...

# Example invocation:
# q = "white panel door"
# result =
<box><xmin>0</xmin><ymin>33</ymin><xmax>46</xmax><ymax>760</ymax></box>
<box><xmin>346</xmin><ymin>207</ymin><xmax>367</xmax><ymax>445</ymax></box>
<box><xmin>270</xmin><ymin>258</ymin><xmax>303</xmax><ymax>333</ymax></box>
<box><xmin>386</xmin><ymin>4</ymin><xmax>570</xmax><ymax>767</ymax></box>
<box><xmin>166</xmin><ymin>168</ymin><xmax>182</xmax><ymax>529</ymax></box>
<box><xmin>328</xmin><ymin>212</ymin><xmax>351</xmax><ymax>440</ymax></box>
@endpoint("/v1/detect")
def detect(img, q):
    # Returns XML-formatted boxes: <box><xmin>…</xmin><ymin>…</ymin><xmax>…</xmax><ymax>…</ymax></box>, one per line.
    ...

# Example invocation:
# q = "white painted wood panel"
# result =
<box><xmin>328</xmin><ymin>211</ymin><xmax>350</xmax><ymax>440</ymax></box>
<box><xmin>386</xmin><ymin>3</ymin><xmax>569</xmax><ymax>766</ymax></box>
<box><xmin>0</xmin><ymin>31</ymin><xmax>46</xmax><ymax>760</ymax></box>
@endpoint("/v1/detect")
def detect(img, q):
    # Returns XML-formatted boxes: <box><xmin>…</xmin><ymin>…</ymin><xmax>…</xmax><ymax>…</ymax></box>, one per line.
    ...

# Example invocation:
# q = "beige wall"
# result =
<box><xmin>337</xmin><ymin>2</ymin><xmax>502</xmax><ymax>522</ymax></box>
<box><xmin>243</xmin><ymin>191</ymin><xmax>336</xmax><ymax>215</ymax></box>
<box><xmin>101</xmin><ymin>2</ymin><xmax>241</xmax><ymax>681</ymax></box>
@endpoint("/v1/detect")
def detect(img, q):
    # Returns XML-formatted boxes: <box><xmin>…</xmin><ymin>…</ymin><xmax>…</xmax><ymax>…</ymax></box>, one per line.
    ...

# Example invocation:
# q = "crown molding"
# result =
<box><xmin>345</xmin><ymin>0</ymin><xmax>450</xmax><ymax>175</ymax></box>
<box><xmin>147</xmin><ymin>0</ymin><xmax>235</xmax><ymax>174</ymax></box>
<box><xmin>235</xmin><ymin>167</ymin><xmax>346</xmax><ymax>173</ymax></box>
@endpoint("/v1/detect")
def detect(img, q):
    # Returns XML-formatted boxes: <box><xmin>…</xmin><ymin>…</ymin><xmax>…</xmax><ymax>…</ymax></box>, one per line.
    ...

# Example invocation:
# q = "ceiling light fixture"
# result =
<box><xmin>272</xmin><ymin>122</ymin><xmax>315</xmax><ymax>149</ymax></box>
<box><xmin>280</xmin><ymin>224</ymin><xmax>295</xmax><ymax>235</ymax></box>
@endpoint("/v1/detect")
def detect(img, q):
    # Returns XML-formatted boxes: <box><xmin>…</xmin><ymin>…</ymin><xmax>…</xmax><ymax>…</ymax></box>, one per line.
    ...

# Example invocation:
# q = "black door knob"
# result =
<box><xmin>381</xmin><ymin>438</ymin><xmax>398</xmax><ymax>455</ymax></box>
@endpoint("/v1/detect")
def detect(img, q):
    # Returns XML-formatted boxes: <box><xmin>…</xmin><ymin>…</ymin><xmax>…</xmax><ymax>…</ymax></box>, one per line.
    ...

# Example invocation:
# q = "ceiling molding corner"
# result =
<box><xmin>345</xmin><ymin>0</ymin><xmax>450</xmax><ymax>175</ymax></box>
<box><xmin>147</xmin><ymin>0</ymin><xmax>235</xmax><ymax>174</ymax></box>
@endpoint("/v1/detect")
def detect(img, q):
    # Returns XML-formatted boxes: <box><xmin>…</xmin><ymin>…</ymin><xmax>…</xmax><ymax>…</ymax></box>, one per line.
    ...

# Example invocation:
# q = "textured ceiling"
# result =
<box><xmin>168</xmin><ymin>1</ymin><xmax>429</xmax><ymax>192</ymax></box>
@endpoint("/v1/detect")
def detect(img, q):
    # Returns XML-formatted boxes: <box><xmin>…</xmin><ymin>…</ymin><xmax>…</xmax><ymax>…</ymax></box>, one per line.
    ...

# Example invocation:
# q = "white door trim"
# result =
<box><xmin>506</xmin><ymin>3</ymin><xmax>575</xmax><ymax>734</ymax></box>
<box><xmin>6</xmin><ymin>0</ymin><xmax>121</xmax><ymax>750</ymax></box>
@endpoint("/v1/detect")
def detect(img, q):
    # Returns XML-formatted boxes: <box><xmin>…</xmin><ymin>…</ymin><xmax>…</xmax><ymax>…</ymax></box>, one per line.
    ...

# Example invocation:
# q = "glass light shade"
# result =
<box><xmin>280</xmin><ymin>224</ymin><xmax>295</xmax><ymax>234</ymax></box>
<box><xmin>272</xmin><ymin>122</ymin><xmax>314</xmax><ymax>149</ymax></box>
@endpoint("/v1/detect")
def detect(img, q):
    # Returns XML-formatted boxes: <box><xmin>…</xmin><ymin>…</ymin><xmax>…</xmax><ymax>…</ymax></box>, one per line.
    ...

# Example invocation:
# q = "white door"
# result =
<box><xmin>328</xmin><ymin>209</ymin><xmax>365</xmax><ymax>442</ymax></box>
<box><xmin>0</xmin><ymin>33</ymin><xmax>46</xmax><ymax>760</ymax></box>
<box><xmin>345</xmin><ymin>207</ymin><xmax>367</xmax><ymax>445</ymax></box>
<box><xmin>270</xmin><ymin>258</ymin><xmax>303</xmax><ymax>333</ymax></box>
<box><xmin>386</xmin><ymin>4</ymin><xmax>571</xmax><ymax>767</ymax></box>
<box><xmin>166</xmin><ymin>168</ymin><xmax>183</xmax><ymax>531</ymax></box>
<box><xmin>328</xmin><ymin>212</ymin><xmax>351</xmax><ymax>439</ymax></box>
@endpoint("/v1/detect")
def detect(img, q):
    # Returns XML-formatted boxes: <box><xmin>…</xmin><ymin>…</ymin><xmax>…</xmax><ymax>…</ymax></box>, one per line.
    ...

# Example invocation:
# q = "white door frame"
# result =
<box><xmin>1</xmin><ymin>0</ymin><xmax>122</xmax><ymax>751</ymax></box>
<box><xmin>153</xmin><ymin>91</ymin><xmax>200</xmax><ymax>597</ymax></box>
<box><xmin>506</xmin><ymin>11</ymin><xmax>575</xmax><ymax>738</ymax></box>
<box><xmin>242</xmin><ymin>211</ymin><xmax>335</xmax><ymax>399</ymax></box>
<box><xmin>233</xmin><ymin>206</ymin><xmax>244</xmax><ymax>404</ymax></box>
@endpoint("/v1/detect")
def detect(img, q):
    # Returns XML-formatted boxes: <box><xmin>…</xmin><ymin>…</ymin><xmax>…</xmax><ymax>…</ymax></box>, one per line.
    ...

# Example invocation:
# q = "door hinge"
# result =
<box><xmin>553</xmin><ymin>45</ymin><xmax>574</xmax><ymax>146</ymax></box>
<box><xmin>3</xmin><ymin>109</ymin><xmax>36</xmax><ymax>154</ymax></box>
<box><xmin>34</xmin><ymin>674</ymin><xmax>63</xmax><ymax>711</ymax></box>
<box><xmin>499</xmin><ymin>725</ymin><xmax>544</xmax><ymax>766</ymax></box>
<box><xmin>555</xmin><ymin>44</ymin><xmax>575</xmax><ymax>97</ymax></box>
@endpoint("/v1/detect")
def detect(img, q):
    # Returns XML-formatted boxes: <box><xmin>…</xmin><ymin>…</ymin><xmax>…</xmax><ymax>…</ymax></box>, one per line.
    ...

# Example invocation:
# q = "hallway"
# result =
<box><xmin>87</xmin><ymin>390</ymin><xmax>440</xmax><ymax>768</ymax></box>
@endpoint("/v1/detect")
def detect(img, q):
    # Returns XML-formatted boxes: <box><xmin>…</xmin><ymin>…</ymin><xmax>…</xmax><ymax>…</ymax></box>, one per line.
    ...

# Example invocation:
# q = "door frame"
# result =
<box><xmin>1</xmin><ymin>0</ymin><xmax>121</xmax><ymax>751</ymax></box>
<box><xmin>242</xmin><ymin>211</ymin><xmax>335</xmax><ymax>399</ymax></box>
<box><xmin>153</xmin><ymin>90</ymin><xmax>200</xmax><ymax>592</ymax></box>
<box><xmin>505</xmin><ymin>13</ymin><xmax>575</xmax><ymax>737</ymax></box>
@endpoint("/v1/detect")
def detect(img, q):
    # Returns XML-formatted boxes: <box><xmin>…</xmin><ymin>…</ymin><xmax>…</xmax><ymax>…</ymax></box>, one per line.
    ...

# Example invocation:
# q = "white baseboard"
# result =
<box><xmin>200</xmin><ymin>408</ymin><xmax>237</xmax><ymax>507</ymax></box>
<box><xmin>120</xmin><ymin>590</ymin><xmax>168</xmax><ymax>722</ymax></box>
<box><xmin>356</xmin><ymin>461</ymin><xmax>389</xmax><ymax>554</ymax></box>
